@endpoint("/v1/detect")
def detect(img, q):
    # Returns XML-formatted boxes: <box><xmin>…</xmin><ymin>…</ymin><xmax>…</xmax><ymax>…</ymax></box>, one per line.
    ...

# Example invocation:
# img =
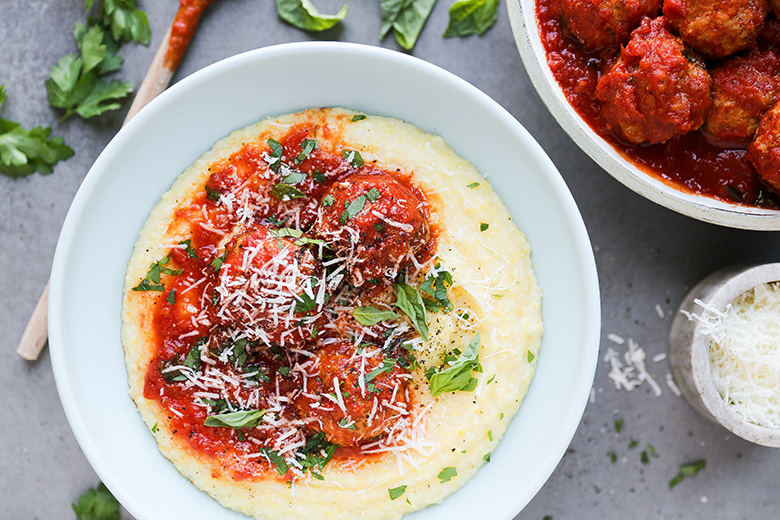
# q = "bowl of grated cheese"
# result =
<box><xmin>670</xmin><ymin>263</ymin><xmax>780</xmax><ymax>447</ymax></box>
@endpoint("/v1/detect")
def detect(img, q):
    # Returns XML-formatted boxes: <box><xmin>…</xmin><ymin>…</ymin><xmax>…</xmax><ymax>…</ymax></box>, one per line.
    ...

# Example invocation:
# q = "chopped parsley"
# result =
<box><xmin>204</xmin><ymin>409</ymin><xmax>265</xmax><ymax>429</ymax></box>
<box><xmin>480</xmin><ymin>222</ymin><xmax>489</xmax><ymax>232</ymax></box>
<box><xmin>483</xmin><ymin>453</ymin><xmax>491</xmax><ymax>462</ymax></box>
<box><xmin>151</xmin><ymin>422</ymin><xmax>158</xmax><ymax>433</ymax></box>
<box><xmin>352</xmin><ymin>114</ymin><xmax>367</xmax><ymax>122</ymax></box>
<box><xmin>312</xmin><ymin>170</ymin><xmax>327</xmax><ymax>183</ymax></box>
<box><xmin>614</xmin><ymin>418</ymin><xmax>624</xmax><ymax>433</ymax></box>
<box><xmin>427</xmin><ymin>333</ymin><xmax>481</xmax><ymax>396</ymax></box>
<box><xmin>628</xmin><ymin>439</ymin><xmax>639</xmax><ymax>449</ymax></box>
<box><xmin>527</xmin><ymin>350</ymin><xmax>535</xmax><ymax>363</ymax></box>
<box><xmin>72</xmin><ymin>483</ymin><xmax>122</xmax><ymax>520</ymax></box>
<box><xmin>609</xmin><ymin>451</ymin><xmax>617</xmax><ymax>463</ymax></box>
<box><xmin>437</xmin><ymin>466</ymin><xmax>457</xmax><ymax>483</ymax></box>
<box><xmin>353</xmin><ymin>306</ymin><xmax>401</xmax><ymax>326</ymax></box>
<box><xmin>388</xmin><ymin>485</ymin><xmax>407</xmax><ymax>500</ymax></box>
<box><xmin>365</xmin><ymin>357</ymin><xmax>397</xmax><ymax>383</ymax></box>
<box><xmin>337</xmin><ymin>418</ymin><xmax>357</xmax><ymax>430</ymax></box>
<box><xmin>366</xmin><ymin>186</ymin><xmax>381</xmax><ymax>201</ymax></box>
<box><xmin>669</xmin><ymin>460</ymin><xmax>706</xmax><ymax>489</ymax></box>
<box><xmin>132</xmin><ymin>254</ymin><xmax>182</xmax><ymax>291</ymax></box>
<box><xmin>322</xmin><ymin>193</ymin><xmax>336</xmax><ymax>206</ymax></box>
<box><xmin>467</xmin><ymin>182</ymin><xmax>480</xmax><ymax>188</ymax></box>
<box><xmin>296</xmin><ymin>432</ymin><xmax>338</xmax><ymax>477</ymax></box>
<box><xmin>259</xmin><ymin>447</ymin><xmax>289</xmax><ymax>475</ymax></box>
<box><xmin>166</xmin><ymin>289</ymin><xmax>175</xmax><ymax>304</ymax></box>
<box><xmin>294</xmin><ymin>285</ymin><xmax>318</xmax><ymax>313</ymax></box>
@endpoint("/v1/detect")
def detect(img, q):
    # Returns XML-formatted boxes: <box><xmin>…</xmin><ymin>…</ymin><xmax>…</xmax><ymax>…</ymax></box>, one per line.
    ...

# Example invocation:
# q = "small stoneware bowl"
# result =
<box><xmin>669</xmin><ymin>263</ymin><xmax>780</xmax><ymax>447</ymax></box>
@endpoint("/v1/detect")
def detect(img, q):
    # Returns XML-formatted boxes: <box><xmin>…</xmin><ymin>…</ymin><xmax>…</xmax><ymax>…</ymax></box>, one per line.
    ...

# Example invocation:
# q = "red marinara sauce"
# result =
<box><xmin>139</xmin><ymin>121</ymin><xmax>436</xmax><ymax>481</ymax></box>
<box><xmin>164</xmin><ymin>0</ymin><xmax>214</xmax><ymax>70</ymax></box>
<box><xmin>535</xmin><ymin>1</ymin><xmax>780</xmax><ymax>208</ymax></box>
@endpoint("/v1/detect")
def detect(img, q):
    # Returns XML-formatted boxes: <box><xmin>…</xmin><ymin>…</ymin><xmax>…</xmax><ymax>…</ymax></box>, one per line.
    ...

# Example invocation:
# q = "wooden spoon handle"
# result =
<box><xmin>16</xmin><ymin>5</ymin><xmax>205</xmax><ymax>361</ymax></box>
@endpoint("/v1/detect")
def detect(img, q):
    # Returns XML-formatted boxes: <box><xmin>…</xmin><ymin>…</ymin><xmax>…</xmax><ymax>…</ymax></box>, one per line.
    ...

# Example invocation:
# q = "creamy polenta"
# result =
<box><xmin>121</xmin><ymin>107</ymin><xmax>542</xmax><ymax>520</ymax></box>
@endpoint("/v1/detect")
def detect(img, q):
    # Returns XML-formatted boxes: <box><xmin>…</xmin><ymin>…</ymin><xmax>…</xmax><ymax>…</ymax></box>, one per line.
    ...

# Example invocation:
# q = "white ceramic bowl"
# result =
<box><xmin>506</xmin><ymin>0</ymin><xmax>780</xmax><ymax>230</ymax></box>
<box><xmin>48</xmin><ymin>42</ymin><xmax>600</xmax><ymax>520</ymax></box>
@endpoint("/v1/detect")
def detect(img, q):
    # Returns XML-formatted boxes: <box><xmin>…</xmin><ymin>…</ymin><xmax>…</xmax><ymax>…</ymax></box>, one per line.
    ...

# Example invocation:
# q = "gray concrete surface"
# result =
<box><xmin>2</xmin><ymin>1</ymin><xmax>779</xmax><ymax>519</ymax></box>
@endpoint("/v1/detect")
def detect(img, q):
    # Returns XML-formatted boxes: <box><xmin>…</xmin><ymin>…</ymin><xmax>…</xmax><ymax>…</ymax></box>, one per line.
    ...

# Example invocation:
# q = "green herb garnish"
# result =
<box><xmin>669</xmin><ymin>460</ymin><xmax>706</xmax><ymax>489</ymax></box>
<box><xmin>427</xmin><ymin>333</ymin><xmax>480</xmax><ymax>396</ymax></box>
<box><xmin>205</xmin><ymin>184</ymin><xmax>221</xmax><ymax>201</ymax></box>
<box><xmin>380</xmin><ymin>0</ymin><xmax>437</xmax><ymax>51</ymax></box>
<box><xmin>267</xmin><ymin>138</ymin><xmax>284</xmax><ymax>173</ymax></box>
<box><xmin>394</xmin><ymin>282</ymin><xmax>429</xmax><ymax>340</ymax></box>
<box><xmin>483</xmin><ymin>453</ymin><xmax>491</xmax><ymax>462</ymax></box>
<box><xmin>365</xmin><ymin>357</ymin><xmax>397</xmax><ymax>383</ymax></box>
<box><xmin>339</xmin><ymin>194</ymin><xmax>367</xmax><ymax>224</ymax></box>
<box><xmin>0</xmin><ymin>86</ymin><xmax>74</xmax><ymax>179</ymax></box>
<box><xmin>342</xmin><ymin>149</ymin><xmax>364</xmax><ymax>168</ymax></box>
<box><xmin>204</xmin><ymin>409</ymin><xmax>265</xmax><ymax>429</ymax></box>
<box><xmin>295</xmin><ymin>138</ymin><xmax>317</xmax><ymax>164</ymax></box>
<box><xmin>467</xmin><ymin>182</ymin><xmax>480</xmax><ymax>188</ymax></box>
<box><xmin>353</xmin><ymin>306</ymin><xmax>401</xmax><ymax>326</ymax></box>
<box><xmin>527</xmin><ymin>351</ymin><xmax>535</xmax><ymax>363</ymax></box>
<box><xmin>312</xmin><ymin>170</ymin><xmax>327</xmax><ymax>183</ymax></box>
<box><xmin>366</xmin><ymin>187</ymin><xmax>381</xmax><ymax>201</ymax></box>
<box><xmin>322</xmin><ymin>193</ymin><xmax>335</xmax><ymax>206</ymax></box>
<box><xmin>166</xmin><ymin>289</ymin><xmax>175</xmax><ymax>305</ymax></box>
<box><xmin>614</xmin><ymin>418</ymin><xmax>624</xmax><ymax>433</ymax></box>
<box><xmin>419</xmin><ymin>268</ymin><xmax>453</xmax><ymax>313</ymax></box>
<box><xmin>259</xmin><ymin>447</ymin><xmax>290</xmax><ymax>475</ymax></box>
<box><xmin>132</xmin><ymin>254</ymin><xmax>182</xmax><ymax>291</ymax></box>
<box><xmin>388</xmin><ymin>485</ymin><xmax>407</xmax><ymax>500</ymax></box>
<box><xmin>443</xmin><ymin>0</ymin><xmax>500</xmax><ymax>37</ymax></box>
<box><xmin>88</xmin><ymin>0</ymin><xmax>152</xmax><ymax>45</ymax></box>
<box><xmin>437</xmin><ymin>466</ymin><xmax>458</xmax><ymax>483</ymax></box>
<box><xmin>271</xmin><ymin>182</ymin><xmax>307</xmax><ymax>201</ymax></box>
<box><xmin>480</xmin><ymin>222</ymin><xmax>489</xmax><ymax>232</ymax></box>
<box><xmin>210</xmin><ymin>250</ymin><xmax>228</xmax><ymax>272</ymax></box>
<box><xmin>352</xmin><ymin>114</ymin><xmax>367</xmax><ymax>122</ymax></box>
<box><xmin>275</xmin><ymin>0</ymin><xmax>348</xmax><ymax>32</ymax></box>
<box><xmin>269</xmin><ymin>227</ymin><xmax>328</xmax><ymax>247</ymax></box>
<box><xmin>282</xmin><ymin>170</ymin><xmax>307</xmax><ymax>184</ymax></box>
<box><xmin>179</xmin><ymin>239</ymin><xmax>198</xmax><ymax>259</ymax></box>
<box><xmin>72</xmin><ymin>482</ymin><xmax>121</xmax><ymax>520</ymax></box>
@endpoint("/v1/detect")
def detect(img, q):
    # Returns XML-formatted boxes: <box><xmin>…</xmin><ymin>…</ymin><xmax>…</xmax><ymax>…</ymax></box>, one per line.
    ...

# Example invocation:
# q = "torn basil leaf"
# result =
<box><xmin>394</xmin><ymin>282</ymin><xmax>429</xmax><ymax>340</ymax></box>
<box><xmin>342</xmin><ymin>149</ymin><xmax>364</xmax><ymax>168</ymax></box>
<box><xmin>339</xmin><ymin>194</ymin><xmax>367</xmax><ymax>224</ymax></box>
<box><xmin>275</xmin><ymin>0</ymin><xmax>348</xmax><ymax>32</ymax></box>
<box><xmin>266</xmin><ymin>138</ymin><xmax>284</xmax><ymax>173</ymax></box>
<box><xmin>353</xmin><ymin>306</ymin><xmax>401</xmax><ymax>326</ymax></box>
<box><xmin>204</xmin><ymin>409</ymin><xmax>265</xmax><ymax>429</ymax></box>
<box><xmin>419</xmin><ymin>268</ymin><xmax>453</xmax><ymax>313</ymax></box>
<box><xmin>380</xmin><ymin>0</ymin><xmax>437</xmax><ymax>51</ymax></box>
<box><xmin>271</xmin><ymin>182</ymin><xmax>307</xmax><ymax>201</ymax></box>
<box><xmin>295</xmin><ymin>138</ymin><xmax>318</xmax><ymax>164</ymax></box>
<box><xmin>443</xmin><ymin>0</ymin><xmax>499</xmax><ymax>38</ymax></box>
<box><xmin>428</xmin><ymin>333</ymin><xmax>481</xmax><ymax>396</ymax></box>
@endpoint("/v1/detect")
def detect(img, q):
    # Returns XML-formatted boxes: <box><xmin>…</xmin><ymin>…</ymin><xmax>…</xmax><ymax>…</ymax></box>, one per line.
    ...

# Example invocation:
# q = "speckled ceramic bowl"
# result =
<box><xmin>669</xmin><ymin>264</ymin><xmax>780</xmax><ymax>447</ymax></box>
<box><xmin>506</xmin><ymin>0</ymin><xmax>780</xmax><ymax>230</ymax></box>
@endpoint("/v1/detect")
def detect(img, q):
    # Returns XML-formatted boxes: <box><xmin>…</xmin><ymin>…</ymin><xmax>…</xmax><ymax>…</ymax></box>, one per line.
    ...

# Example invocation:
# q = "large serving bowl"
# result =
<box><xmin>507</xmin><ymin>0</ymin><xmax>780</xmax><ymax>230</ymax></box>
<box><xmin>48</xmin><ymin>42</ymin><xmax>600</xmax><ymax>520</ymax></box>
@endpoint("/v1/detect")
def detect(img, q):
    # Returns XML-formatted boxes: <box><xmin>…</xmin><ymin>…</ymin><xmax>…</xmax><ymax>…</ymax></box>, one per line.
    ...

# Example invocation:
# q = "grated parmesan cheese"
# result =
<box><xmin>683</xmin><ymin>283</ymin><xmax>780</xmax><ymax>428</ymax></box>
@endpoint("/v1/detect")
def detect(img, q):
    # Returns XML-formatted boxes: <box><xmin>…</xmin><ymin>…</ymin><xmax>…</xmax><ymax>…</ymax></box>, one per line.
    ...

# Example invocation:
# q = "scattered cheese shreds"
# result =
<box><xmin>603</xmin><ymin>337</ymin><xmax>663</xmax><ymax>397</ymax></box>
<box><xmin>683</xmin><ymin>284</ymin><xmax>780</xmax><ymax>428</ymax></box>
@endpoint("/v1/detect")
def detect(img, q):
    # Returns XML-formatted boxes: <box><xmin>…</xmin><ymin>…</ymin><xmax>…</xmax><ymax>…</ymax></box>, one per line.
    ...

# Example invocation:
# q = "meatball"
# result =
<box><xmin>294</xmin><ymin>341</ymin><xmax>410</xmax><ymax>446</ymax></box>
<box><xmin>702</xmin><ymin>44</ymin><xmax>780</xmax><ymax>146</ymax></box>
<box><xmin>313</xmin><ymin>173</ymin><xmax>429</xmax><ymax>286</ymax></box>
<box><xmin>663</xmin><ymin>0</ymin><xmax>769</xmax><ymax>59</ymax></box>
<box><xmin>548</xmin><ymin>0</ymin><xmax>661</xmax><ymax>51</ymax></box>
<box><xmin>595</xmin><ymin>17</ymin><xmax>712</xmax><ymax>145</ymax></box>
<box><xmin>213</xmin><ymin>226</ymin><xmax>324</xmax><ymax>348</ymax></box>
<box><xmin>748</xmin><ymin>101</ymin><xmax>780</xmax><ymax>191</ymax></box>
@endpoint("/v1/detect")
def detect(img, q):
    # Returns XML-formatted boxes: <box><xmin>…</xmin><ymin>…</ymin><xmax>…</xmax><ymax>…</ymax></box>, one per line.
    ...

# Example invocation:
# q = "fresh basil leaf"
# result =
<box><xmin>339</xmin><ymin>194</ymin><xmax>367</xmax><ymax>224</ymax></box>
<box><xmin>437</xmin><ymin>466</ymin><xmax>457</xmax><ymax>483</ymax></box>
<box><xmin>353</xmin><ymin>306</ymin><xmax>401</xmax><ymax>326</ymax></box>
<box><xmin>342</xmin><ymin>149</ymin><xmax>364</xmax><ymax>168</ymax></box>
<box><xmin>275</xmin><ymin>0</ymin><xmax>347</xmax><ymax>31</ymax></box>
<box><xmin>428</xmin><ymin>333</ymin><xmax>480</xmax><ymax>396</ymax></box>
<box><xmin>365</xmin><ymin>357</ymin><xmax>397</xmax><ymax>383</ymax></box>
<box><xmin>269</xmin><ymin>227</ymin><xmax>328</xmax><ymax>247</ymax></box>
<box><xmin>282</xmin><ymin>170</ymin><xmax>307</xmax><ymax>184</ymax></box>
<box><xmin>443</xmin><ymin>0</ymin><xmax>499</xmax><ymax>37</ymax></box>
<box><xmin>271</xmin><ymin>182</ymin><xmax>307</xmax><ymax>201</ymax></box>
<box><xmin>295</xmin><ymin>138</ymin><xmax>318</xmax><ymax>164</ymax></box>
<box><xmin>419</xmin><ymin>268</ymin><xmax>453</xmax><ymax>313</ymax></box>
<box><xmin>204</xmin><ymin>409</ymin><xmax>265</xmax><ymax>429</ymax></box>
<box><xmin>179</xmin><ymin>239</ymin><xmax>198</xmax><ymax>259</ymax></box>
<box><xmin>259</xmin><ymin>447</ymin><xmax>290</xmax><ymax>475</ymax></box>
<box><xmin>380</xmin><ymin>0</ymin><xmax>437</xmax><ymax>51</ymax></box>
<box><xmin>394</xmin><ymin>282</ymin><xmax>429</xmax><ymax>340</ymax></box>
<box><xmin>211</xmin><ymin>250</ymin><xmax>228</xmax><ymax>272</ymax></box>
<box><xmin>267</xmin><ymin>138</ymin><xmax>284</xmax><ymax>173</ymax></box>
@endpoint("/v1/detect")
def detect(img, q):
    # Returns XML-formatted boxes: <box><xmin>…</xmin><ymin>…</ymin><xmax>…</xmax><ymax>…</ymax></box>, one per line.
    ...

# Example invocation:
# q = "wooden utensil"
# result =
<box><xmin>16</xmin><ymin>1</ymin><xmax>213</xmax><ymax>361</ymax></box>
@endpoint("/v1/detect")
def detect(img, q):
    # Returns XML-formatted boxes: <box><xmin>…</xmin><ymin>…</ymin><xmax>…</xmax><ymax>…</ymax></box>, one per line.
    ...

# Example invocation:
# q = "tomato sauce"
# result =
<box><xmin>164</xmin><ymin>0</ymin><xmax>214</xmax><ymax>70</ymax></box>
<box><xmin>536</xmin><ymin>0</ymin><xmax>780</xmax><ymax>208</ymax></box>
<box><xmin>140</xmin><ymin>123</ymin><xmax>433</xmax><ymax>480</ymax></box>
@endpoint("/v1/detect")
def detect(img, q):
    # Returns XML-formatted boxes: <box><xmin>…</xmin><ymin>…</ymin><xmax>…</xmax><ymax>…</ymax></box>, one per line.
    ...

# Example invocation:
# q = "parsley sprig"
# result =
<box><xmin>72</xmin><ymin>483</ymin><xmax>124</xmax><ymax>520</ymax></box>
<box><xmin>0</xmin><ymin>86</ymin><xmax>74</xmax><ymax>178</ymax></box>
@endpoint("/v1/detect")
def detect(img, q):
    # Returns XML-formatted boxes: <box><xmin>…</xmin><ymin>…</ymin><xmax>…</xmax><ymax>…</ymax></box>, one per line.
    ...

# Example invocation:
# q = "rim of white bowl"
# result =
<box><xmin>507</xmin><ymin>0</ymin><xmax>780</xmax><ymax>231</ymax></box>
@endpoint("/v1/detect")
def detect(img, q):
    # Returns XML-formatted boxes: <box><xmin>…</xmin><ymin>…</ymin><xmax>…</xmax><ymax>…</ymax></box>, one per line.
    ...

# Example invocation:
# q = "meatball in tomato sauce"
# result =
<box><xmin>294</xmin><ymin>341</ymin><xmax>410</xmax><ymax>446</ymax></box>
<box><xmin>702</xmin><ymin>44</ymin><xmax>780</xmax><ymax>146</ymax></box>
<box><xmin>314</xmin><ymin>173</ymin><xmax>429</xmax><ymax>287</ymax></box>
<box><xmin>595</xmin><ymin>17</ymin><xmax>712</xmax><ymax>145</ymax></box>
<box><xmin>664</xmin><ymin>0</ymin><xmax>769</xmax><ymax>59</ymax></box>
<box><xmin>748</xmin><ymin>101</ymin><xmax>780</xmax><ymax>191</ymax></box>
<box><xmin>549</xmin><ymin>0</ymin><xmax>661</xmax><ymax>51</ymax></box>
<box><xmin>213</xmin><ymin>226</ymin><xmax>324</xmax><ymax>348</ymax></box>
